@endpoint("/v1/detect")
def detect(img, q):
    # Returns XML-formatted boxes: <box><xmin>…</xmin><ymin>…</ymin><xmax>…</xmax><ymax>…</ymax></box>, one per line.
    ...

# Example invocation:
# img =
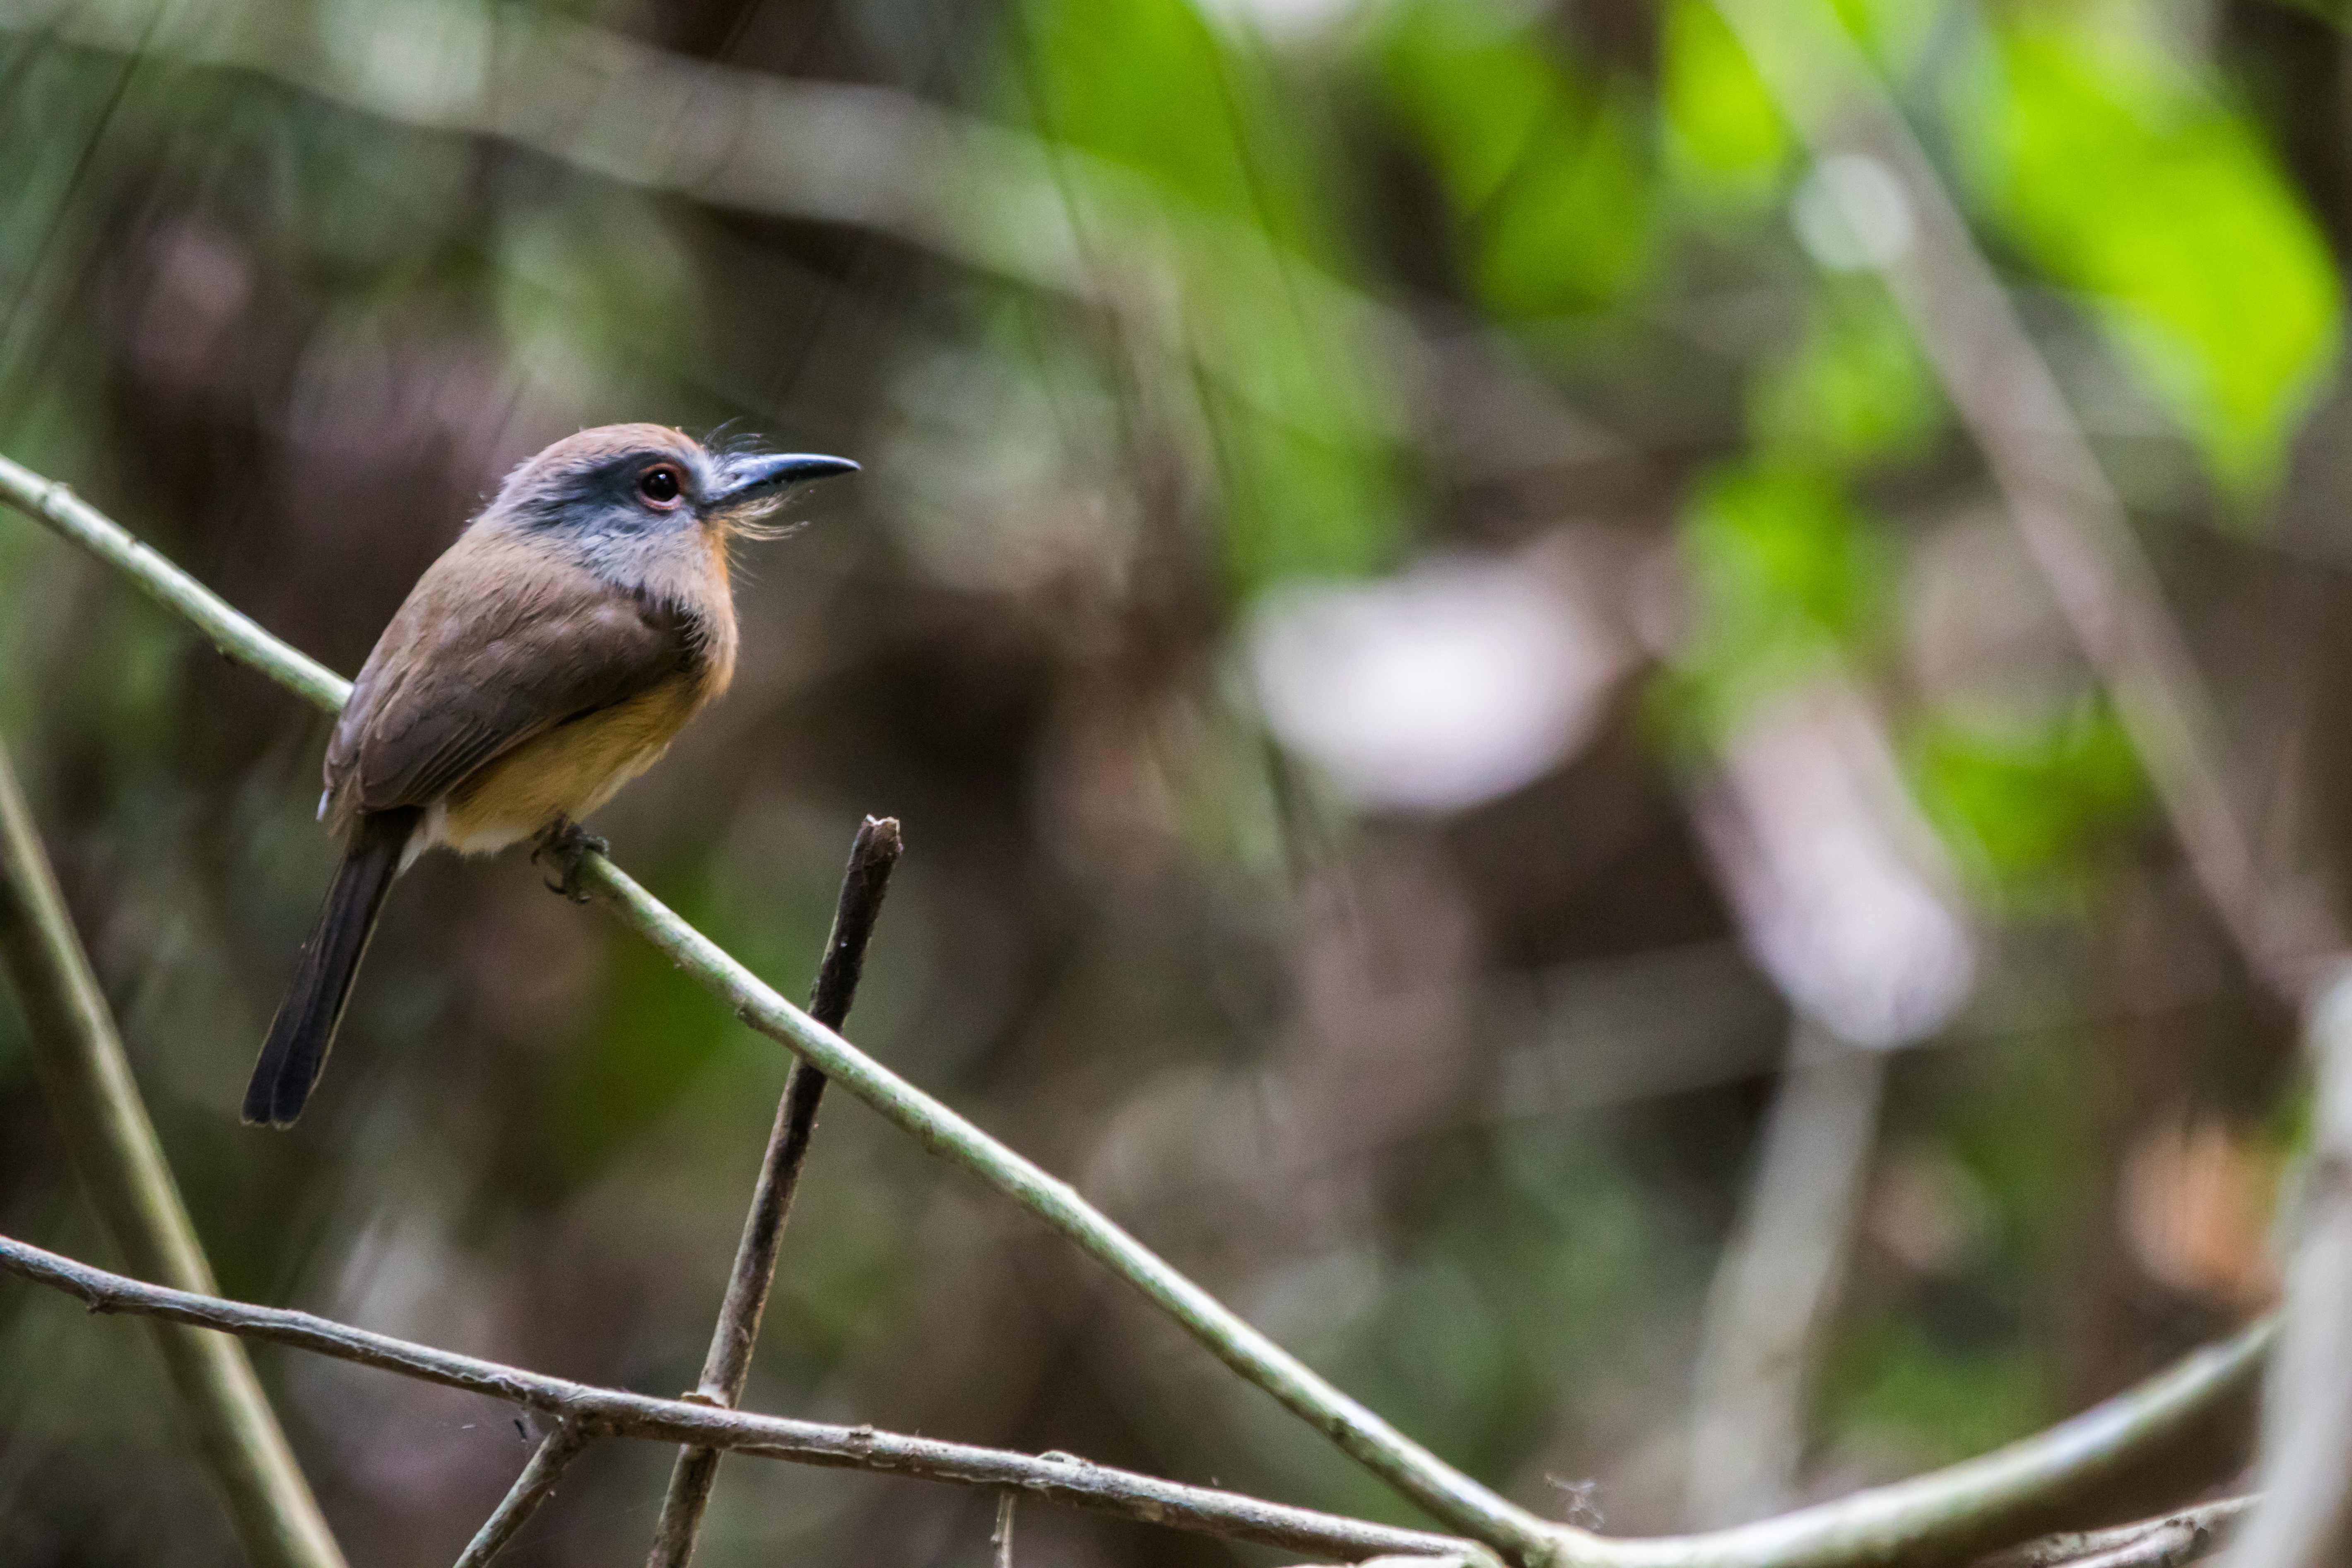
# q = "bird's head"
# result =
<box><xmin>487</xmin><ymin>424</ymin><xmax>857</xmax><ymax>550</ymax></box>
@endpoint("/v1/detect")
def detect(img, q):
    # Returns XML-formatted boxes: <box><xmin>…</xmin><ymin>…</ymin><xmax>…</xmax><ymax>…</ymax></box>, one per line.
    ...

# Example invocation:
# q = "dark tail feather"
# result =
<box><xmin>243</xmin><ymin>807</ymin><xmax>419</xmax><ymax>1128</ymax></box>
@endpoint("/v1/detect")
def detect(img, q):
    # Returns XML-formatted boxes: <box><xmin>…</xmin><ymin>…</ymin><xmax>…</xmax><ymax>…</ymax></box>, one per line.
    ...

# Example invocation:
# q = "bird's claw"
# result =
<box><xmin>532</xmin><ymin>819</ymin><xmax>608</xmax><ymax>904</ymax></box>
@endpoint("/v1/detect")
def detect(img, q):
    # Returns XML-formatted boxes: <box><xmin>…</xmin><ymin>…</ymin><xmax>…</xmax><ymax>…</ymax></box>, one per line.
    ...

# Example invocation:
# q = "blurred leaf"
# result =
<box><xmin>994</xmin><ymin>0</ymin><xmax>1407</xmax><ymax>593</ymax></box>
<box><xmin>1828</xmin><ymin>0</ymin><xmax>1946</xmax><ymax>74</ymax></box>
<box><xmin>1907</xmin><ymin>698</ymin><xmax>2145</xmax><ymax>903</ymax></box>
<box><xmin>1667</xmin><ymin>463</ymin><xmax>1892</xmax><ymax>741</ymax></box>
<box><xmin>1378</xmin><ymin>0</ymin><xmax>1654</xmax><ymax>315</ymax></box>
<box><xmin>1749</xmin><ymin>281</ymin><xmax>1945</xmax><ymax>467</ymax></box>
<box><xmin>1009</xmin><ymin>0</ymin><xmax>1324</xmax><ymax>251</ymax></box>
<box><xmin>1953</xmin><ymin>14</ymin><xmax>2341</xmax><ymax>499</ymax></box>
<box><xmin>1660</xmin><ymin>0</ymin><xmax>1790</xmax><ymax>196</ymax></box>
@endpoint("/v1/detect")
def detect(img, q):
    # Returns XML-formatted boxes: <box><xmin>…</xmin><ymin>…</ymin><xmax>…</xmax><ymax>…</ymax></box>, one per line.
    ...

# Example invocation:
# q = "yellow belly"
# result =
<box><xmin>427</xmin><ymin>677</ymin><xmax>703</xmax><ymax>855</ymax></box>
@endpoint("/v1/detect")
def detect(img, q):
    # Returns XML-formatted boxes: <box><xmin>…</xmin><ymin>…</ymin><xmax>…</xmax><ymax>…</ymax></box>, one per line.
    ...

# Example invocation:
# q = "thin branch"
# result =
<box><xmin>0</xmin><ymin>457</ymin><xmax>2286</xmax><ymax>1566</ymax></box>
<box><xmin>0</xmin><ymin>449</ymin><xmax>1554</xmax><ymax>1563</ymax></box>
<box><xmin>1978</xmin><ymin>1496</ymin><xmax>2253</xmax><ymax>1568</ymax></box>
<box><xmin>0</xmin><ymin>738</ymin><xmax>346</xmax><ymax>1568</ymax></box>
<box><xmin>453</xmin><ymin>1419</ymin><xmax>592</xmax><ymax>1568</ymax></box>
<box><xmin>647</xmin><ymin>815</ymin><xmax>903</xmax><ymax>1568</ymax></box>
<box><xmin>583</xmin><ymin>829</ymin><xmax>1563</xmax><ymax>1557</ymax></box>
<box><xmin>0</xmin><ymin>1232</ymin><xmax>1489</xmax><ymax>1567</ymax></box>
<box><xmin>0</xmin><ymin>1231</ymin><xmax>2278</xmax><ymax>1568</ymax></box>
<box><xmin>1590</xmin><ymin>1322</ymin><xmax>2268</xmax><ymax>1568</ymax></box>
<box><xmin>0</xmin><ymin>464</ymin><xmax>349</xmax><ymax>712</ymax></box>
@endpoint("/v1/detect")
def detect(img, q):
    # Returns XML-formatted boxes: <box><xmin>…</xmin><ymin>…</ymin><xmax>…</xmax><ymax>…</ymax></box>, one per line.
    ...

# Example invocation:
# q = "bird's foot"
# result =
<box><xmin>532</xmin><ymin>818</ymin><xmax>609</xmax><ymax>904</ymax></box>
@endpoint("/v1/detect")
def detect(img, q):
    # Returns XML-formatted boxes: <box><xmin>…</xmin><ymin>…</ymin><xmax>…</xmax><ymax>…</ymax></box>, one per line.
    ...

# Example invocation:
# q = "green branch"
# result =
<box><xmin>0</xmin><ymin>449</ymin><xmax>1553</xmax><ymax>1562</ymax></box>
<box><xmin>0</xmin><ymin>738</ymin><xmax>345</xmax><ymax>1567</ymax></box>
<box><xmin>0</xmin><ymin>450</ymin><xmax>2275</xmax><ymax>1568</ymax></box>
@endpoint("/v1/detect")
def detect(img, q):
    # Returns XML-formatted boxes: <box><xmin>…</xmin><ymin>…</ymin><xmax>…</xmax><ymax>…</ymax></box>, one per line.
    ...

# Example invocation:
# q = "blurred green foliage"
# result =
<box><xmin>1380</xmin><ymin>0</ymin><xmax>1654</xmax><ymax>314</ymax></box>
<box><xmin>1748</xmin><ymin>284</ymin><xmax>1943</xmax><ymax>469</ymax></box>
<box><xmin>1909</xmin><ymin>701</ymin><xmax>2146</xmax><ymax>905</ymax></box>
<box><xmin>1665</xmin><ymin>463</ymin><xmax>1893</xmax><ymax>745</ymax></box>
<box><xmin>1660</xmin><ymin>0</ymin><xmax>1789</xmax><ymax>195</ymax></box>
<box><xmin>1954</xmin><ymin>9</ymin><xmax>2340</xmax><ymax>497</ymax></box>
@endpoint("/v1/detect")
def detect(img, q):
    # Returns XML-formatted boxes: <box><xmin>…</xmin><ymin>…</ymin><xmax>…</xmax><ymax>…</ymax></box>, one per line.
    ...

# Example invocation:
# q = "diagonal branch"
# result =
<box><xmin>0</xmin><ymin>736</ymin><xmax>345</xmax><ymax>1568</ymax></box>
<box><xmin>0</xmin><ymin>450</ymin><xmax>1554</xmax><ymax>1563</ymax></box>
<box><xmin>0</xmin><ymin>454</ymin><xmax>2286</xmax><ymax>1567</ymax></box>
<box><xmin>647</xmin><ymin>815</ymin><xmax>903</xmax><ymax>1568</ymax></box>
<box><xmin>0</xmin><ymin>1232</ymin><xmax>1489</xmax><ymax>1567</ymax></box>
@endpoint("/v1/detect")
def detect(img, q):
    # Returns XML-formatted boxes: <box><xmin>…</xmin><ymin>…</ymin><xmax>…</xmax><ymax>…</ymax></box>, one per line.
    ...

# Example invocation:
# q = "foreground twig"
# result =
<box><xmin>647</xmin><ymin>816</ymin><xmax>903</xmax><ymax>1567</ymax></box>
<box><xmin>0</xmin><ymin>740</ymin><xmax>346</xmax><ymax>1568</ymax></box>
<box><xmin>1981</xmin><ymin>1496</ymin><xmax>2253</xmax><ymax>1568</ymax></box>
<box><xmin>0</xmin><ymin>1231</ymin><xmax>2277</xmax><ymax>1568</ymax></box>
<box><xmin>994</xmin><ymin>1491</ymin><xmax>1017</xmax><ymax>1568</ymax></box>
<box><xmin>453</xmin><ymin>1419</ymin><xmax>592</xmax><ymax>1568</ymax></box>
<box><xmin>0</xmin><ymin>1233</ymin><xmax>1485</xmax><ymax>1565</ymax></box>
<box><xmin>0</xmin><ymin>455</ymin><xmax>2285</xmax><ymax>1566</ymax></box>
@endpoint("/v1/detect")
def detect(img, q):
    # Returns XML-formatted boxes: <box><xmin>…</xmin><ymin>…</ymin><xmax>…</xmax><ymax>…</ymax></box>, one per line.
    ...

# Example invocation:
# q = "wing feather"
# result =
<box><xmin>325</xmin><ymin>544</ymin><xmax>701</xmax><ymax>815</ymax></box>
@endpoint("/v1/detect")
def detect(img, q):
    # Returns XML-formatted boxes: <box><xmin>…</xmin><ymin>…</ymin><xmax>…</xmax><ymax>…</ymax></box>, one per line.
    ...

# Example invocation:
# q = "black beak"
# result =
<box><xmin>708</xmin><ymin>452</ymin><xmax>858</xmax><ymax>509</ymax></box>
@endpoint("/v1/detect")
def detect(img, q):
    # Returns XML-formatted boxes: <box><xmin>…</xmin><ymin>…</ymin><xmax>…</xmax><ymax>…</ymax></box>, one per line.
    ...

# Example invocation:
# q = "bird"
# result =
<box><xmin>243</xmin><ymin>423</ymin><xmax>856</xmax><ymax>1128</ymax></box>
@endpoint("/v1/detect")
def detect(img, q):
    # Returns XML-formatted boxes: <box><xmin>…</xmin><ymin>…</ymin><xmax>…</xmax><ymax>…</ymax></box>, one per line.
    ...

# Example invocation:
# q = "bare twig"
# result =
<box><xmin>1981</xmin><ymin>1496</ymin><xmax>2253</xmax><ymax>1568</ymax></box>
<box><xmin>0</xmin><ymin>1232</ymin><xmax>1489</xmax><ymax>1566</ymax></box>
<box><xmin>994</xmin><ymin>1490</ymin><xmax>1017</xmax><ymax>1568</ymax></box>
<box><xmin>647</xmin><ymin>815</ymin><xmax>903</xmax><ymax>1567</ymax></box>
<box><xmin>0</xmin><ymin>449</ymin><xmax>1554</xmax><ymax>1563</ymax></box>
<box><xmin>452</xmin><ymin>1419</ymin><xmax>592</xmax><ymax>1568</ymax></box>
<box><xmin>0</xmin><ymin>739</ymin><xmax>346</xmax><ymax>1568</ymax></box>
<box><xmin>0</xmin><ymin>455</ymin><xmax>2290</xmax><ymax>1566</ymax></box>
<box><xmin>0</xmin><ymin>1232</ymin><xmax>2278</xmax><ymax>1568</ymax></box>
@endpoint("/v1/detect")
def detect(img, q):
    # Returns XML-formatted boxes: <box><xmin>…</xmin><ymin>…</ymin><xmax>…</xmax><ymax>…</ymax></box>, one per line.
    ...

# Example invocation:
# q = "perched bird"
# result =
<box><xmin>244</xmin><ymin>424</ymin><xmax>855</xmax><ymax>1127</ymax></box>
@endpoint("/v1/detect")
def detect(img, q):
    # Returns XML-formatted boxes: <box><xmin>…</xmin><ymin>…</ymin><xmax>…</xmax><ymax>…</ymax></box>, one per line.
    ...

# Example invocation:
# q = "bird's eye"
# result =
<box><xmin>637</xmin><ymin>465</ymin><xmax>685</xmax><ymax>507</ymax></box>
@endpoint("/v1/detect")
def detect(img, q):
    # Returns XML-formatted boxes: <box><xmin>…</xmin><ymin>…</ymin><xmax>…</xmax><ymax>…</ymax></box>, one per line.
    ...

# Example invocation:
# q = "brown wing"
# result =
<box><xmin>327</xmin><ymin>541</ymin><xmax>701</xmax><ymax>814</ymax></box>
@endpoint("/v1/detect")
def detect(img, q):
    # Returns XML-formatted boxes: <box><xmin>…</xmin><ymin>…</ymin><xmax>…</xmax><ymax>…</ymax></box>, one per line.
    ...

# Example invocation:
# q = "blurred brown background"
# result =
<box><xmin>0</xmin><ymin>0</ymin><xmax>2339</xmax><ymax>1562</ymax></box>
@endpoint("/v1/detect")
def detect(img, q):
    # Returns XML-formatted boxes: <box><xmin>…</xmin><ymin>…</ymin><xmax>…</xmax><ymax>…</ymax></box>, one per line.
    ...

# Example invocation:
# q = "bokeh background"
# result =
<box><xmin>0</xmin><ymin>0</ymin><xmax>2339</xmax><ymax>1562</ymax></box>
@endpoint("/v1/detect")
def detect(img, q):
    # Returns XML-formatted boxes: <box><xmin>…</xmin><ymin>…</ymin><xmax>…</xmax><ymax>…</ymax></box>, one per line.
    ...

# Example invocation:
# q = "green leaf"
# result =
<box><xmin>1954</xmin><ymin>15</ymin><xmax>2341</xmax><ymax>499</ymax></box>
<box><xmin>994</xmin><ymin>0</ymin><xmax>1406</xmax><ymax>593</ymax></box>
<box><xmin>1907</xmin><ymin>698</ymin><xmax>2145</xmax><ymax>901</ymax></box>
<box><xmin>1379</xmin><ymin>0</ymin><xmax>1653</xmax><ymax>314</ymax></box>
<box><xmin>1661</xmin><ymin>0</ymin><xmax>1790</xmax><ymax>193</ymax></box>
